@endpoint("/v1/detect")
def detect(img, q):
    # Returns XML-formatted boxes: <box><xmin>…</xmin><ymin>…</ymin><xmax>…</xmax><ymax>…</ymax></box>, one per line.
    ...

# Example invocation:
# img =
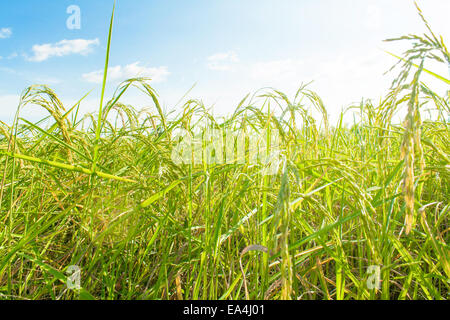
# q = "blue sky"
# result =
<box><xmin>0</xmin><ymin>0</ymin><xmax>449</xmax><ymax>123</ymax></box>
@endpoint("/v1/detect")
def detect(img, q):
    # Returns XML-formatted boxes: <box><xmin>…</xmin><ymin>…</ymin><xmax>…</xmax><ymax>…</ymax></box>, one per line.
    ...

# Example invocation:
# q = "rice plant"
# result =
<box><xmin>0</xmin><ymin>3</ymin><xmax>448</xmax><ymax>300</ymax></box>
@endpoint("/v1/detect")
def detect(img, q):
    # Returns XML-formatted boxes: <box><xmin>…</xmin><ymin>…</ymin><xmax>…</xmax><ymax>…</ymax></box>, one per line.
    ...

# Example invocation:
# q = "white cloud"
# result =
<box><xmin>0</xmin><ymin>53</ymin><xmax>18</xmax><ymax>60</ymax></box>
<box><xmin>187</xmin><ymin>47</ymin><xmax>402</xmax><ymax>122</ymax></box>
<box><xmin>27</xmin><ymin>39</ymin><xmax>99</xmax><ymax>62</ymax></box>
<box><xmin>0</xmin><ymin>28</ymin><xmax>12</xmax><ymax>39</ymax></box>
<box><xmin>0</xmin><ymin>66</ymin><xmax>20</xmax><ymax>75</ymax></box>
<box><xmin>248</xmin><ymin>51</ymin><xmax>394</xmax><ymax>119</ymax></box>
<box><xmin>207</xmin><ymin>51</ymin><xmax>239</xmax><ymax>71</ymax></box>
<box><xmin>34</xmin><ymin>77</ymin><xmax>62</xmax><ymax>85</ymax></box>
<box><xmin>82</xmin><ymin>61</ymin><xmax>170</xmax><ymax>84</ymax></box>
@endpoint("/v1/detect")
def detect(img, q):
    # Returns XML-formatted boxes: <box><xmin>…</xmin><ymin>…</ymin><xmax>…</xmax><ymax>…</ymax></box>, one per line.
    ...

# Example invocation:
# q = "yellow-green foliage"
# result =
<box><xmin>0</xmin><ymin>3</ymin><xmax>448</xmax><ymax>300</ymax></box>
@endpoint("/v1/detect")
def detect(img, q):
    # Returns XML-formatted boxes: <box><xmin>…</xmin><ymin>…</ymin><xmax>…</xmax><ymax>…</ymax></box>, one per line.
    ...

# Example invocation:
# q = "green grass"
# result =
<box><xmin>0</xmin><ymin>3</ymin><xmax>448</xmax><ymax>300</ymax></box>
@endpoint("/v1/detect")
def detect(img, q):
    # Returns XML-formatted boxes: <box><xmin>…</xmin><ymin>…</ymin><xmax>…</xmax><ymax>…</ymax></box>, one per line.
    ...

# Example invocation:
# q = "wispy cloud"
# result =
<box><xmin>8</xmin><ymin>52</ymin><xmax>18</xmax><ymax>60</ymax></box>
<box><xmin>244</xmin><ymin>50</ymin><xmax>394</xmax><ymax>121</ymax></box>
<box><xmin>0</xmin><ymin>66</ymin><xmax>20</xmax><ymax>75</ymax></box>
<box><xmin>27</xmin><ymin>39</ymin><xmax>99</xmax><ymax>62</ymax></box>
<box><xmin>207</xmin><ymin>51</ymin><xmax>239</xmax><ymax>71</ymax></box>
<box><xmin>82</xmin><ymin>62</ymin><xmax>170</xmax><ymax>84</ymax></box>
<box><xmin>34</xmin><ymin>77</ymin><xmax>62</xmax><ymax>85</ymax></box>
<box><xmin>0</xmin><ymin>27</ymin><xmax>12</xmax><ymax>39</ymax></box>
<box><xmin>192</xmin><ymin>48</ymin><xmax>399</xmax><ymax>122</ymax></box>
<box><xmin>0</xmin><ymin>53</ymin><xmax>18</xmax><ymax>60</ymax></box>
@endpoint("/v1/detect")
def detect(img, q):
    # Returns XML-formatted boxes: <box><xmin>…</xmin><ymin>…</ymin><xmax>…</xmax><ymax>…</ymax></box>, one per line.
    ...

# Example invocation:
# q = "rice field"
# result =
<box><xmin>0</xmin><ymin>4</ymin><xmax>448</xmax><ymax>300</ymax></box>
